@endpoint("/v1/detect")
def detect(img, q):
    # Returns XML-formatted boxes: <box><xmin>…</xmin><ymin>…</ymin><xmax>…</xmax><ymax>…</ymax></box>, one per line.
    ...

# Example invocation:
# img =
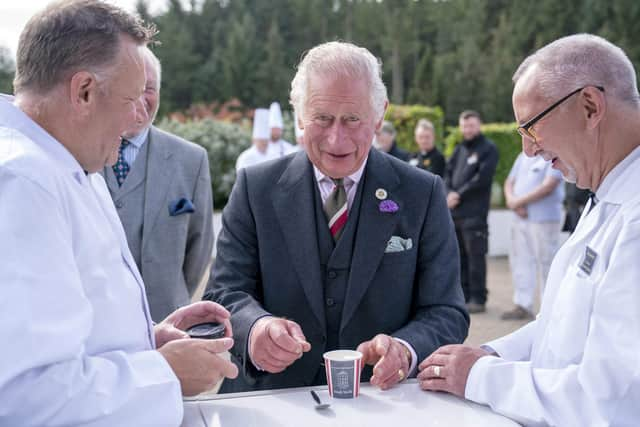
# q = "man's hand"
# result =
<box><xmin>447</xmin><ymin>192</ymin><xmax>461</xmax><ymax>209</ymax></box>
<box><xmin>514</xmin><ymin>206</ymin><xmax>528</xmax><ymax>218</ymax></box>
<box><xmin>417</xmin><ymin>344</ymin><xmax>490</xmax><ymax>397</ymax></box>
<box><xmin>249</xmin><ymin>317</ymin><xmax>311</xmax><ymax>373</ymax></box>
<box><xmin>159</xmin><ymin>337</ymin><xmax>238</xmax><ymax>396</ymax></box>
<box><xmin>506</xmin><ymin>195</ymin><xmax>525</xmax><ymax>210</ymax></box>
<box><xmin>357</xmin><ymin>334</ymin><xmax>411</xmax><ymax>390</ymax></box>
<box><xmin>154</xmin><ymin>301</ymin><xmax>233</xmax><ymax>348</ymax></box>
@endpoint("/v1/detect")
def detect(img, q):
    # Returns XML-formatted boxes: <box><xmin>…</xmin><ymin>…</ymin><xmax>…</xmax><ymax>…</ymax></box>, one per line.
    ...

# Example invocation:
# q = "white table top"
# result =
<box><xmin>181</xmin><ymin>380</ymin><xmax>520</xmax><ymax>427</ymax></box>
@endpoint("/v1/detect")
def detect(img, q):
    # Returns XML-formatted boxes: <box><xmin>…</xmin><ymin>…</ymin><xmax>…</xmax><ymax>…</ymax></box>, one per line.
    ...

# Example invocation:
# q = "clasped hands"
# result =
<box><xmin>249</xmin><ymin>317</ymin><xmax>411</xmax><ymax>390</ymax></box>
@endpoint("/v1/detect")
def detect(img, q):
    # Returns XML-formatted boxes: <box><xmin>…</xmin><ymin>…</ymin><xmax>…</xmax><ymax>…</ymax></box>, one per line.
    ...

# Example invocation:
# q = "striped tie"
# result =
<box><xmin>324</xmin><ymin>178</ymin><xmax>348</xmax><ymax>241</ymax></box>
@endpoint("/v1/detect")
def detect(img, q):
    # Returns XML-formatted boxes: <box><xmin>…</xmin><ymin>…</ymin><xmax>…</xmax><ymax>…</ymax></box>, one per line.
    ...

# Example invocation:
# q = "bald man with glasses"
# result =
<box><xmin>417</xmin><ymin>34</ymin><xmax>640</xmax><ymax>426</ymax></box>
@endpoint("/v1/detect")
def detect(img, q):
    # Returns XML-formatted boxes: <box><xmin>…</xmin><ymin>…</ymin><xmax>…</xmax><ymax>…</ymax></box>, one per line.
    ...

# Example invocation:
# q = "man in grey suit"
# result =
<box><xmin>205</xmin><ymin>41</ymin><xmax>468</xmax><ymax>393</ymax></box>
<box><xmin>104</xmin><ymin>47</ymin><xmax>214</xmax><ymax>321</ymax></box>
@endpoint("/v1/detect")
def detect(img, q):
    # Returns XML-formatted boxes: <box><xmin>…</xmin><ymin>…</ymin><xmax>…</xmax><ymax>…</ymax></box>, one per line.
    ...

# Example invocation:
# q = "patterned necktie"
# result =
<box><xmin>113</xmin><ymin>139</ymin><xmax>130</xmax><ymax>187</ymax></box>
<box><xmin>324</xmin><ymin>178</ymin><xmax>348</xmax><ymax>241</ymax></box>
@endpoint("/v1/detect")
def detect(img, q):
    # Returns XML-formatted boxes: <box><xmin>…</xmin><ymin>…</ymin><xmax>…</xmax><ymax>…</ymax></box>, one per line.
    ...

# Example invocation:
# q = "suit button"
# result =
<box><xmin>328</xmin><ymin>270</ymin><xmax>337</xmax><ymax>279</ymax></box>
<box><xmin>326</xmin><ymin>298</ymin><xmax>335</xmax><ymax>307</ymax></box>
<box><xmin>115</xmin><ymin>201</ymin><xmax>124</xmax><ymax>209</ymax></box>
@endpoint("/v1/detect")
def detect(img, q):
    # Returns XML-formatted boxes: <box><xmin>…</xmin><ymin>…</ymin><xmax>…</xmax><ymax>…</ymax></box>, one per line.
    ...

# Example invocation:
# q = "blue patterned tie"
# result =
<box><xmin>113</xmin><ymin>139</ymin><xmax>130</xmax><ymax>186</ymax></box>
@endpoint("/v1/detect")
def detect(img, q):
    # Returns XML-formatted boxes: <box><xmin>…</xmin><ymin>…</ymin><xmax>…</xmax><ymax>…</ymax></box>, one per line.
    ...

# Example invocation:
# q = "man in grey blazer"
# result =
<box><xmin>104</xmin><ymin>47</ymin><xmax>214</xmax><ymax>321</ymax></box>
<box><xmin>205</xmin><ymin>41</ymin><xmax>468</xmax><ymax>393</ymax></box>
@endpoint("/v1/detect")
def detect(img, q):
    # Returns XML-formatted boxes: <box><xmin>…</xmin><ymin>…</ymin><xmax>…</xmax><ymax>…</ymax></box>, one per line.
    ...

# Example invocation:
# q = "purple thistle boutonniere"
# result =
<box><xmin>379</xmin><ymin>199</ymin><xmax>399</xmax><ymax>213</ymax></box>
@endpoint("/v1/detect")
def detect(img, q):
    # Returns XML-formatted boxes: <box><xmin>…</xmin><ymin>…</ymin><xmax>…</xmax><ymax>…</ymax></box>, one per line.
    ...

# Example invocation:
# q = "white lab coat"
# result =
<box><xmin>0</xmin><ymin>96</ymin><xmax>182</xmax><ymax>426</ymax></box>
<box><xmin>465</xmin><ymin>146</ymin><xmax>640</xmax><ymax>426</ymax></box>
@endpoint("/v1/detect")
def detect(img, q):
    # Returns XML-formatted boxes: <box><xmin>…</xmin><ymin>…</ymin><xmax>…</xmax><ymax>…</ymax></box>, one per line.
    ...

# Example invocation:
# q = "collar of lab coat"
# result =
<box><xmin>0</xmin><ymin>94</ymin><xmax>87</xmax><ymax>183</ymax></box>
<box><xmin>595</xmin><ymin>145</ymin><xmax>640</xmax><ymax>205</ymax></box>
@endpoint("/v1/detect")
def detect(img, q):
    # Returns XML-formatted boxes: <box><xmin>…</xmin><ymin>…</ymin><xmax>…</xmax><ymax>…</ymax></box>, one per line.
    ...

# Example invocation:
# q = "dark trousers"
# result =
<box><xmin>454</xmin><ymin>221</ymin><xmax>488</xmax><ymax>304</ymax></box>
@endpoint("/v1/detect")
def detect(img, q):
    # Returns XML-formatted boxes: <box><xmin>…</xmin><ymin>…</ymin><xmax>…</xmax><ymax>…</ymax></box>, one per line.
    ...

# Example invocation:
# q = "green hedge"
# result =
<box><xmin>384</xmin><ymin>104</ymin><xmax>445</xmax><ymax>153</ymax></box>
<box><xmin>156</xmin><ymin>108</ymin><xmax>521</xmax><ymax>209</ymax></box>
<box><xmin>158</xmin><ymin>118</ymin><xmax>251</xmax><ymax>208</ymax></box>
<box><xmin>444</xmin><ymin>122</ymin><xmax>522</xmax><ymax>206</ymax></box>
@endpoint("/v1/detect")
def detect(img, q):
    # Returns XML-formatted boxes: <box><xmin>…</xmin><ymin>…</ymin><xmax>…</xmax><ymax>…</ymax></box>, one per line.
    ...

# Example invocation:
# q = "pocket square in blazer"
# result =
<box><xmin>385</xmin><ymin>236</ymin><xmax>413</xmax><ymax>253</ymax></box>
<box><xmin>169</xmin><ymin>198</ymin><xmax>195</xmax><ymax>216</ymax></box>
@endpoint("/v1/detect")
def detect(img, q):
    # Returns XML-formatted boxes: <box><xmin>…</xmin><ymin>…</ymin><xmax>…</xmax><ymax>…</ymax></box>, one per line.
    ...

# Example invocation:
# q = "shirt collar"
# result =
<box><xmin>0</xmin><ymin>94</ymin><xmax>85</xmax><ymax>178</ymax></box>
<box><xmin>595</xmin><ymin>145</ymin><xmax>640</xmax><ymax>205</ymax></box>
<box><xmin>313</xmin><ymin>155</ymin><xmax>368</xmax><ymax>186</ymax></box>
<box><xmin>125</xmin><ymin>126</ymin><xmax>150</xmax><ymax>148</ymax></box>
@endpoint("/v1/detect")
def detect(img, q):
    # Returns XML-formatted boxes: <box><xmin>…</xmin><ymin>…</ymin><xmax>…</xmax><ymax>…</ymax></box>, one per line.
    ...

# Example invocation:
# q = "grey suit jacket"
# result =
<box><xmin>205</xmin><ymin>148</ymin><xmax>468</xmax><ymax>392</ymax></box>
<box><xmin>104</xmin><ymin>126</ymin><xmax>214</xmax><ymax>321</ymax></box>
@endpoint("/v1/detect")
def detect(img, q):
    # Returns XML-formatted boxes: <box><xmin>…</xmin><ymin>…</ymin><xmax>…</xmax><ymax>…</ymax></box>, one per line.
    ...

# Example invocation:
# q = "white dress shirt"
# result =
<box><xmin>465</xmin><ymin>146</ymin><xmax>640</xmax><ymax>426</ymax></box>
<box><xmin>0</xmin><ymin>95</ymin><xmax>182</xmax><ymax>426</ymax></box>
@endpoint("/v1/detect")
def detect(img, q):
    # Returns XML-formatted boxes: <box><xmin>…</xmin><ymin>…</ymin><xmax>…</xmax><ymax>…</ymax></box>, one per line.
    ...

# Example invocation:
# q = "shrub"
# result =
<box><xmin>444</xmin><ymin>122</ymin><xmax>522</xmax><ymax>206</ymax></box>
<box><xmin>384</xmin><ymin>104</ymin><xmax>445</xmax><ymax>153</ymax></box>
<box><xmin>158</xmin><ymin>117</ymin><xmax>251</xmax><ymax>208</ymax></box>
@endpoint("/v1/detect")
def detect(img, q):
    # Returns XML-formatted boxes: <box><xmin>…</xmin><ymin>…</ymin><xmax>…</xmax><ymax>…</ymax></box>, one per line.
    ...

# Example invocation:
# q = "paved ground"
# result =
<box><xmin>465</xmin><ymin>256</ymin><xmax>535</xmax><ymax>346</ymax></box>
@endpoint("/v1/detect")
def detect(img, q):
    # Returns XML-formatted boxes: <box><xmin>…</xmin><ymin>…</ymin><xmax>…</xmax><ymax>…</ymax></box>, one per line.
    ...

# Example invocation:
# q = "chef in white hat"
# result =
<box><xmin>268</xmin><ymin>101</ymin><xmax>296</xmax><ymax>157</ymax></box>
<box><xmin>236</xmin><ymin>108</ymin><xmax>277</xmax><ymax>171</ymax></box>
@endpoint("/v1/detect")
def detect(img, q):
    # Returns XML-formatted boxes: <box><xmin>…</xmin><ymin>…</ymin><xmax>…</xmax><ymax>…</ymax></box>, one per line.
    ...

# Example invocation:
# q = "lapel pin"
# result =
<box><xmin>375</xmin><ymin>188</ymin><xmax>388</xmax><ymax>200</ymax></box>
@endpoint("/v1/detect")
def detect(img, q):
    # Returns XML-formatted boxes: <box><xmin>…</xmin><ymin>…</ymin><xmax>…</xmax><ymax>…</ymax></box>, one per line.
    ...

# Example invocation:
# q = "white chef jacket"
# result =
<box><xmin>0</xmin><ymin>95</ymin><xmax>182</xmax><ymax>426</ymax></box>
<box><xmin>235</xmin><ymin>145</ymin><xmax>277</xmax><ymax>171</ymax></box>
<box><xmin>465</xmin><ymin>146</ymin><xmax>640</xmax><ymax>426</ymax></box>
<box><xmin>267</xmin><ymin>138</ymin><xmax>296</xmax><ymax>158</ymax></box>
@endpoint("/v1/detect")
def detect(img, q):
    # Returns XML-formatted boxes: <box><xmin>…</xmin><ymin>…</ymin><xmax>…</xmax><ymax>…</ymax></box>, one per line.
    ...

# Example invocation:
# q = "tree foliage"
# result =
<box><xmin>140</xmin><ymin>0</ymin><xmax>640</xmax><ymax>124</ymax></box>
<box><xmin>0</xmin><ymin>46</ymin><xmax>15</xmax><ymax>94</ymax></box>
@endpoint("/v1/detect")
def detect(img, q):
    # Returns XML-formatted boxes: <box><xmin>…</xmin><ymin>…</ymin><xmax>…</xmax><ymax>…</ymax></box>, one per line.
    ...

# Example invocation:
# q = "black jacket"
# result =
<box><xmin>411</xmin><ymin>148</ymin><xmax>446</xmax><ymax>178</ymax></box>
<box><xmin>444</xmin><ymin>134</ymin><xmax>498</xmax><ymax>227</ymax></box>
<box><xmin>386</xmin><ymin>141</ymin><xmax>410</xmax><ymax>162</ymax></box>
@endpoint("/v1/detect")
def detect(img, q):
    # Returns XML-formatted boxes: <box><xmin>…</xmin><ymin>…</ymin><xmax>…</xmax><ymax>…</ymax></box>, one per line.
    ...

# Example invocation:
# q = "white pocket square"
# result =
<box><xmin>385</xmin><ymin>236</ymin><xmax>413</xmax><ymax>253</ymax></box>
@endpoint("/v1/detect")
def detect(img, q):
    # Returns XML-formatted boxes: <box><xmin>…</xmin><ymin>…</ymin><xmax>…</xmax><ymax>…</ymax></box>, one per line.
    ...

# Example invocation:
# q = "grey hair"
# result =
<box><xmin>380</xmin><ymin>120</ymin><xmax>396</xmax><ymax>136</ymax></box>
<box><xmin>513</xmin><ymin>33</ymin><xmax>640</xmax><ymax>107</ymax></box>
<box><xmin>415</xmin><ymin>118</ymin><xmax>435</xmax><ymax>133</ymax></box>
<box><xmin>290</xmin><ymin>41</ymin><xmax>388</xmax><ymax>121</ymax></box>
<box><xmin>14</xmin><ymin>0</ymin><xmax>155</xmax><ymax>94</ymax></box>
<box><xmin>143</xmin><ymin>46</ymin><xmax>162</xmax><ymax>89</ymax></box>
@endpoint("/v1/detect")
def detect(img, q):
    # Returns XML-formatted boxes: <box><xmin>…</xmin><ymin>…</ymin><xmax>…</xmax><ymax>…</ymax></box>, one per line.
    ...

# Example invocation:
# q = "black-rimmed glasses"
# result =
<box><xmin>517</xmin><ymin>86</ymin><xmax>605</xmax><ymax>141</ymax></box>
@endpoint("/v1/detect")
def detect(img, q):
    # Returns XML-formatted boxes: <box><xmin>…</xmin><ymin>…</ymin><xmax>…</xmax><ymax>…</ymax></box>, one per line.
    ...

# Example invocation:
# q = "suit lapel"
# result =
<box><xmin>272</xmin><ymin>151</ymin><xmax>326</xmax><ymax>330</ymax></box>
<box><xmin>341</xmin><ymin>150</ymin><xmax>401</xmax><ymax>329</ymax></box>
<box><xmin>141</xmin><ymin>127</ymin><xmax>174</xmax><ymax>251</ymax></box>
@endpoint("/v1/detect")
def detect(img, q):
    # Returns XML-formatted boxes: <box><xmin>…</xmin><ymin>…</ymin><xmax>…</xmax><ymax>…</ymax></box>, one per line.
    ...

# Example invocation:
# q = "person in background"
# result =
<box><xmin>236</xmin><ymin>108</ymin><xmax>277</xmax><ymax>171</ymax></box>
<box><xmin>409</xmin><ymin>118</ymin><xmax>445</xmax><ymax>177</ymax></box>
<box><xmin>267</xmin><ymin>101</ymin><xmax>296</xmax><ymax>157</ymax></box>
<box><xmin>562</xmin><ymin>182</ymin><xmax>591</xmax><ymax>233</ymax></box>
<box><xmin>419</xmin><ymin>34</ymin><xmax>640</xmax><ymax>426</ymax></box>
<box><xmin>0</xmin><ymin>1</ymin><xmax>237</xmax><ymax>425</ymax></box>
<box><xmin>205</xmin><ymin>40</ymin><xmax>468</xmax><ymax>394</ymax></box>
<box><xmin>374</xmin><ymin>120</ymin><xmax>410</xmax><ymax>161</ymax></box>
<box><xmin>444</xmin><ymin>110</ymin><xmax>498</xmax><ymax>314</ymax></box>
<box><xmin>502</xmin><ymin>151</ymin><xmax>564</xmax><ymax>320</ymax></box>
<box><xmin>103</xmin><ymin>46</ymin><xmax>214</xmax><ymax>321</ymax></box>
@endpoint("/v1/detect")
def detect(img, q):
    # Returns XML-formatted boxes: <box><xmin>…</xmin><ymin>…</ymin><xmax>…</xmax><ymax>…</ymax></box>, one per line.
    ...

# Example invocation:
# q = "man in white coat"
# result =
<box><xmin>267</xmin><ymin>101</ymin><xmax>296</xmax><ymax>157</ymax></box>
<box><xmin>0</xmin><ymin>1</ymin><xmax>237</xmax><ymax>425</ymax></box>
<box><xmin>235</xmin><ymin>108</ymin><xmax>277</xmax><ymax>171</ymax></box>
<box><xmin>418</xmin><ymin>34</ymin><xmax>640</xmax><ymax>426</ymax></box>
